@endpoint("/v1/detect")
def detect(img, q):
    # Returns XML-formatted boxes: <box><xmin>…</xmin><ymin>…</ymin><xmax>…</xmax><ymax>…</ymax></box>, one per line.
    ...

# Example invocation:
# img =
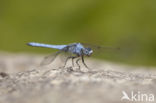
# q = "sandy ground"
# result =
<box><xmin>0</xmin><ymin>53</ymin><xmax>156</xmax><ymax>103</ymax></box>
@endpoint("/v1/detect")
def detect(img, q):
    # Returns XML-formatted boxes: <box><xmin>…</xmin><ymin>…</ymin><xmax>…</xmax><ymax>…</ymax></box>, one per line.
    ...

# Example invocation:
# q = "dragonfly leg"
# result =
<box><xmin>81</xmin><ymin>56</ymin><xmax>89</xmax><ymax>69</ymax></box>
<box><xmin>64</xmin><ymin>56</ymin><xmax>72</xmax><ymax>68</ymax></box>
<box><xmin>64</xmin><ymin>56</ymin><xmax>78</xmax><ymax>68</ymax></box>
<box><xmin>76</xmin><ymin>58</ymin><xmax>81</xmax><ymax>69</ymax></box>
<box><xmin>71</xmin><ymin>56</ymin><xmax>78</xmax><ymax>66</ymax></box>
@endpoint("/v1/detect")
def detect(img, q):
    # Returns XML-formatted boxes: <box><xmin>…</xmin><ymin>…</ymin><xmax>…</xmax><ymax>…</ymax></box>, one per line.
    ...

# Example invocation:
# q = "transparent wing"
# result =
<box><xmin>58</xmin><ymin>51</ymin><xmax>75</xmax><ymax>63</ymax></box>
<box><xmin>81</xmin><ymin>43</ymin><xmax>120</xmax><ymax>56</ymax></box>
<box><xmin>40</xmin><ymin>51</ymin><xmax>62</xmax><ymax>66</ymax></box>
<box><xmin>82</xmin><ymin>43</ymin><xmax>120</xmax><ymax>51</ymax></box>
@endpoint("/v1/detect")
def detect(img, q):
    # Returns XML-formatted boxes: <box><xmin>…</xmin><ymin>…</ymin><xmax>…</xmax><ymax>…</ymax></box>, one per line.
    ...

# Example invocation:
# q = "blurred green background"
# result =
<box><xmin>0</xmin><ymin>0</ymin><xmax>156</xmax><ymax>66</ymax></box>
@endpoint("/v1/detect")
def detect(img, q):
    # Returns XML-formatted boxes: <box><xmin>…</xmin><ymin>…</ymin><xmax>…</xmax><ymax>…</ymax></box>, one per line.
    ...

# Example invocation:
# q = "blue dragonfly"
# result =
<box><xmin>27</xmin><ymin>42</ymin><xmax>94</xmax><ymax>68</ymax></box>
<box><xmin>27</xmin><ymin>42</ymin><xmax>119</xmax><ymax>68</ymax></box>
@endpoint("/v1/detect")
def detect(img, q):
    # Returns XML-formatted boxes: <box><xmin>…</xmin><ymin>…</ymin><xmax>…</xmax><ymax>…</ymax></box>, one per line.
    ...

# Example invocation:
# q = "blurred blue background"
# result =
<box><xmin>0</xmin><ymin>0</ymin><xmax>156</xmax><ymax>66</ymax></box>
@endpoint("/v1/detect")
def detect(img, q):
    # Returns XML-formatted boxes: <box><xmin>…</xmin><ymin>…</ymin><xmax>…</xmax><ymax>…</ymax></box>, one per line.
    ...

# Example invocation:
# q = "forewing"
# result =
<box><xmin>82</xmin><ymin>43</ymin><xmax>120</xmax><ymax>55</ymax></box>
<box><xmin>40</xmin><ymin>51</ymin><xmax>62</xmax><ymax>66</ymax></box>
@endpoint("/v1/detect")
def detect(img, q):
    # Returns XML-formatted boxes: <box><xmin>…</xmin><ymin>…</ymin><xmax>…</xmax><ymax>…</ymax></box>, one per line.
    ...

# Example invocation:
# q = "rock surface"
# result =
<box><xmin>0</xmin><ymin>53</ymin><xmax>156</xmax><ymax>103</ymax></box>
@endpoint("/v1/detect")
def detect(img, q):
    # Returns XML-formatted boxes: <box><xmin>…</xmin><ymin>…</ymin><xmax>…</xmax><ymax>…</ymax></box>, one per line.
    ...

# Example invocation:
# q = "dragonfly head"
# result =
<box><xmin>83</xmin><ymin>48</ymin><xmax>93</xmax><ymax>56</ymax></box>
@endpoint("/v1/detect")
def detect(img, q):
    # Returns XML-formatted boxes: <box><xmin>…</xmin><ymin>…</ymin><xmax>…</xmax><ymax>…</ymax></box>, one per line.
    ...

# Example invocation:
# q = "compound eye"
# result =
<box><xmin>86</xmin><ymin>47</ymin><xmax>91</xmax><ymax>51</ymax></box>
<box><xmin>89</xmin><ymin>50</ymin><xmax>93</xmax><ymax>54</ymax></box>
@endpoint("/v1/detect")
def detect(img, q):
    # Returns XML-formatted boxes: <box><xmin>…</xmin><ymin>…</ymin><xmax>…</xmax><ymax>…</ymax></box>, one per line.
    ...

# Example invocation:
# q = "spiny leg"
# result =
<box><xmin>64</xmin><ymin>56</ymin><xmax>78</xmax><ymax>68</ymax></box>
<box><xmin>71</xmin><ymin>57</ymin><xmax>75</xmax><ymax>66</ymax></box>
<box><xmin>76</xmin><ymin>58</ymin><xmax>81</xmax><ymax>69</ymax></box>
<box><xmin>71</xmin><ymin>56</ymin><xmax>78</xmax><ymax>66</ymax></box>
<box><xmin>63</xmin><ymin>56</ymin><xmax>72</xmax><ymax>68</ymax></box>
<box><xmin>81</xmin><ymin>55</ymin><xmax>89</xmax><ymax>69</ymax></box>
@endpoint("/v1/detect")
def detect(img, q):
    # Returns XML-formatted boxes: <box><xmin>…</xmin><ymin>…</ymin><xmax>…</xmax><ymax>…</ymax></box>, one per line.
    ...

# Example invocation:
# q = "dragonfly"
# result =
<box><xmin>27</xmin><ymin>42</ymin><xmax>119</xmax><ymax>68</ymax></box>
